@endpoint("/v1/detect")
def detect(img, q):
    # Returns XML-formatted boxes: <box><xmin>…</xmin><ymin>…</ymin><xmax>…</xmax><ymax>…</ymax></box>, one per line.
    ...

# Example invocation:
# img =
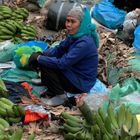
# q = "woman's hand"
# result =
<box><xmin>28</xmin><ymin>52</ymin><xmax>42</xmax><ymax>70</ymax></box>
<box><xmin>75</xmin><ymin>93</ymin><xmax>88</xmax><ymax>107</ymax></box>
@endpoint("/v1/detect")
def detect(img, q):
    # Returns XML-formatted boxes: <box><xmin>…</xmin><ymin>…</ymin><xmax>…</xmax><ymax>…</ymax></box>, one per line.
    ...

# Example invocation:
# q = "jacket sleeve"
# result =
<box><xmin>43</xmin><ymin>39</ymin><xmax>68</xmax><ymax>58</ymax></box>
<box><xmin>38</xmin><ymin>40</ymin><xmax>90</xmax><ymax>69</ymax></box>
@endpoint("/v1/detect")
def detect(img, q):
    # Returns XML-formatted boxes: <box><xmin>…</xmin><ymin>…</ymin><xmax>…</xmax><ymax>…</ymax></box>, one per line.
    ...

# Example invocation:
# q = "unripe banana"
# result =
<box><xmin>98</xmin><ymin>107</ymin><xmax>106</xmax><ymax>122</ymax></box>
<box><xmin>107</xmin><ymin>105</ymin><xmax>119</xmax><ymax>129</ymax></box>
<box><xmin>117</xmin><ymin>104</ymin><xmax>125</xmax><ymax>128</ymax></box>
<box><xmin>129</xmin><ymin>115</ymin><xmax>138</xmax><ymax>136</ymax></box>
<box><xmin>64</xmin><ymin>119</ymin><xmax>82</xmax><ymax>127</ymax></box>
<box><xmin>63</xmin><ymin>123</ymin><xmax>82</xmax><ymax>134</ymax></box>
<box><xmin>0</xmin><ymin>107</ymin><xmax>7</xmax><ymax>117</ymax></box>
<box><xmin>0</xmin><ymin>97</ymin><xmax>14</xmax><ymax>106</ymax></box>
<box><xmin>12</xmin><ymin>105</ymin><xmax>21</xmax><ymax>117</ymax></box>
<box><xmin>0</xmin><ymin>118</ymin><xmax>9</xmax><ymax>128</ymax></box>
<box><xmin>16</xmin><ymin>105</ymin><xmax>25</xmax><ymax>117</ymax></box>
<box><xmin>8</xmin><ymin>117</ymin><xmax>22</xmax><ymax>124</ymax></box>
<box><xmin>125</xmin><ymin>107</ymin><xmax>133</xmax><ymax>131</ymax></box>
<box><xmin>61</xmin><ymin>112</ymin><xmax>81</xmax><ymax>123</ymax></box>
<box><xmin>105</xmin><ymin>116</ymin><xmax>114</xmax><ymax>134</ymax></box>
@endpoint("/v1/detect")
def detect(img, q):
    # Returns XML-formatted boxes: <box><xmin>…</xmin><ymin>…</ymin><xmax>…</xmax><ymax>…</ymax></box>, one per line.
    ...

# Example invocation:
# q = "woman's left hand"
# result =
<box><xmin>28</xmin><ymin>52</ymin><xmax>42</xmax><ymax>70</ymax></box>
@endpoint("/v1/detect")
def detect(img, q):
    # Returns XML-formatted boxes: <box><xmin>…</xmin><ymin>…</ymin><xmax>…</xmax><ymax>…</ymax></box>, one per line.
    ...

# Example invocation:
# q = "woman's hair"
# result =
<box><xmin>68</xmin><ymin>6</ymin><xmax>99</xmax><ymax>48</ymax></box>
<box><xmin>67</xmin><ymin>6</ymin><xmax>84</xmax><ymax>22</ymax></box>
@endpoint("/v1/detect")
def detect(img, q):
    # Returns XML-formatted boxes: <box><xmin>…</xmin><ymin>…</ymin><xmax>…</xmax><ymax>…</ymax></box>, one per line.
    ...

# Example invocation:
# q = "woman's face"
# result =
<box><xmin>65</xmin><ymin>16</ymin><xmax>80</xmax><ymax>35</ymax></box>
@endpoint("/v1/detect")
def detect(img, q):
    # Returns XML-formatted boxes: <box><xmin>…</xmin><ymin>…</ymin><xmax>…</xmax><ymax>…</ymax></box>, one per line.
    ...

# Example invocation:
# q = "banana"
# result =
<box><xmin>0</xmin><ymin>124</ymin><xmax>5</xmax><ymax>130</ymax></box>
<box><xmin>12</xmin><ymin>105</ymin><xmax>21</xmax><ymax>117</ymax></box>
<box><xmin>91</xmin><ymin>124</ymin><xmax>100</xmax><ymax>134</ymax></box>
<box><xmin>107</xmin><ymin>105</ymin><xmax>119</xmax><ymax>129</ymax></box>
<box><xmin>0</xmin><ymin>118</ymin><xmax>9</xmax><ymax>128</ymax></box>
<box><xmin>10</xmin><ymin>128</ymin><xmax>23</xmax><ymax>140</ymax></box>
<box><xmin>0</xmin><ymin>107</ymin><xmax>7</xmax><ymax>117</ymax></box>
<box><xmin>64</xmin><ymin>119</ymin><xmax>82</xmax><ymax>127</ymax></box>
<box><xmin>124</xmin><ymin>107</ymin><xmax>133</xmax><ymax>131</ymax></box>
<box><xmin>63</xmin><ymin>123</ymin><xmax>82</xmax><ymax>134</ymax></box>
<box><xmin>13</xmin><ymin>21</ymin><xmax>23</xmax><ymax>30</ymax></box>
<box><xmin>95</xmin><ymin>133</ymin><xmax>102</xmax><ymax>140</ymax></box>
<box><xmin>0</xmin><ymin>98</ymin><xmax>14</xmax><ymax>106</ymax></box>
<box><xmin>15</xmin><ymin>15</ymin><xmax>24</xmax><ymax>19</ymax></box>
<box><xmin>1</xmin><ymin>28</ymin><xmax>14</xmax><ymax>35</ymax></box>
<box><xmin>6</xmin><ymin>108</ymin><xmax>16</xmax><ymax>117</ymax></box>
<box><xmin>20</xmin><ymin>8</ymin><xmax>29</xmax><ymax>15</ymax></box>
<box><xmin>129</xmin><ymin>115</ymin><xmax>138</xmax><ymax>136</ymax></box>
<box><xmin>19</xmin><ymin>11</ymin><xmax>28</xmax><ymax>18</ymax></box>
<box><xmin>4</xmin><ymin>23</ymin><xmax>17</xmax><ymax>33</ymax></box>
<box><xmin>7</xmin><ymin>23</ymin><xmax>17</xmax><ymax>33</ymax></box>
<box><xmin>7</xmin><ymin>117</ymin><xmax>22</xmax><ymax>124</ymax></box>
<box><xmin>76</xmin><ymin>129</ymin><xmax>87</xmax><ymax>140</ymax></box>
<box><xmin>105</xmin><ymin>116</ymin><xmax>114</xmax><ymax>134</ymax></box>
<box><xmin>0</xmin><ymin>35</ymin><xmax>13</xmax><ymax>40</ymax></box>
<box><xmin>93</xmin><ymin>112</ymin><xmax>104</xmax><ymax>128</ymax></box>
<box><xmin>16</xmin><ymin>105</ymin><xmax>25</xmax><ymax>117</ymax></box>
<box><xmin>25</xmin><ymin>26</ymin><xmax>36</xmax><ymax>34</ymax></box>
<box><xmin>84</xmin><ymin>130</ymin><xmax>93</xmax><ymax>140</ymax></box>
<box><xmin>103</xmin><ymin>134</ymin><xmax>110</xmax><ymax>140</ymax></box>
<box><xmin>112</xmin><ymin>135</ymin><xmax>119</xmax><ymax>140</ymax></box>
<box><xmin>21</xmin><ymin>30</ymin><xmax>36</xmax><ymax>37</ymax></box>
<box><xmin>117</xmin><ymin>104</ymin><xmax>125</xmax><ymax>128</ymax></box>
<box><xmin>27</xmin><ymin>133</ymin><xmax>35</xmax><ymax>140</ymax></box>
<box><xmin>98</xmin><ymin>107</ymin><xmax>106</xmax><ymax>122</ymax></box>
<box><xmin>64</xmin><ymin>132</ymin><xmax>77</xmax><ymax>140</ymax></box>
<box><xmin>61</xmin><ymin>112</ymin><xmax>81</xmax><ymax>123</ymax></box>
<box><xmin>0</xmin><ymin>100</ymin><xmax>12</xmax><ymax>110</ymax></box>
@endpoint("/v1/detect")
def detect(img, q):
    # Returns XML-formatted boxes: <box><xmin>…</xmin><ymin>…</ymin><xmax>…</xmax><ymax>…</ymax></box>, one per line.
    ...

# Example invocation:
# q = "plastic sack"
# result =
<box><xmin>13</xmin><ymin>41</ymin><xmax>48</xmax><ymax>69</ymax></box>
<box><xmin>0</xmin><ymin>68</ymin><xmax>38</xmax><ymax>83</ymax></box>
<box><xmin>91</xmin><ymin>1</ymin><xmax>126</xmax><ymax>29</ymax></box>
<box><xmin>84</xmin><ymin>92</ymin><xmax>107</xmax><ymax>112</ymax></box>
<box><xmin>0</xmin><ymin>41</ymin><xmax>17</xmax><ymax>63</ymax></box>
<box><xmin>133</xmin><ymin>25</ymin><xmax>140</xmax><ymax>53</ymax></box>
<box><xmin>103</xmin><ymin>78</ymin><xmax>140</xmax><ymax>114</ymax></box>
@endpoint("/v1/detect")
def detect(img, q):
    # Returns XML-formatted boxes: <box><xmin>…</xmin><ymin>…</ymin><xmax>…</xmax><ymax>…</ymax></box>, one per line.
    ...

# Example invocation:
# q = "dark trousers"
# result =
<box><xmin>40</xmin><ymin>67</ymin><xmax>83</xmax><ymax>97</ymax></box>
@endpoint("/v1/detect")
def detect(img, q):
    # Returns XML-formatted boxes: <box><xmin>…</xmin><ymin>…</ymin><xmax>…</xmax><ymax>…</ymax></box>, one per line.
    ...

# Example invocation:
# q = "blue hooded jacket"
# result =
<box><xmin>38</xmin><ymin>6</ymin><xmax>98</xmax><ymax>92</ymax></box>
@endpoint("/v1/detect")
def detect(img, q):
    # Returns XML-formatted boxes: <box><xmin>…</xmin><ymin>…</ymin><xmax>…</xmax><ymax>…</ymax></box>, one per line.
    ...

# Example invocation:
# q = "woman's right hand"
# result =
<box><xmin>75</xmin><ymin>93</ymin><xmax>88</xmax><ymax>107</ymax></box>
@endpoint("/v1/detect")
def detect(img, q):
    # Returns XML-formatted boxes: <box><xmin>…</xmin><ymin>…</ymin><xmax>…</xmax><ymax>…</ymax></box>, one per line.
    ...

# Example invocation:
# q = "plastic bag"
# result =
<box><xmin>103</xmin><ymin>78</ymin><xmax>140</xmax><ymax>114</ymax></box>
<box><xmin>92</xmin><ymin>1</ymin><xmax>126</xmax><ymax>29</ymax></box>
<box><xmin>13</xmin><ymin>41</ymin><xmax>48</xmax><ymax>69</ymax></box>
<box><xmin>24</xmin><ymin>105</ymin><xmax>51</xmax><ymax>123</ymax></box>
<box><xmin>133</xmin><ymin>25</ymin><xmax>140</xmax><ymax>53</ymax></box>
<box><xmin>0</xmin><ymin>41</ymin><xmax>17</xmax><ymax>63</ymax></box>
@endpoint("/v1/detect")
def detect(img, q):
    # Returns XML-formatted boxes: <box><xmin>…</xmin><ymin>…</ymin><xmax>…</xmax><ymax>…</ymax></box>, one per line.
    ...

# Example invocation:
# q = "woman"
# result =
<box><xmin>28</xmin><ymin>5</ymin><xmax>99</xmax><ymax>98</ymax></box>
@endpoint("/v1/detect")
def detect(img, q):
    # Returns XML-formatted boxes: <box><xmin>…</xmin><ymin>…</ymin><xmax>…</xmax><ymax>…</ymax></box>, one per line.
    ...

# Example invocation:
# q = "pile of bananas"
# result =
<box><xmin>0</xmin><ymin>119</ymin><xmax>35</xmax><ymax>140</ymax></box>
<box><xmin>0</xmin><ymin>5</ymin><xmax>37</xmax><ymax>43</ymax></box>
<box><xmin>0</xmin><ymin>5</ymin><xmax>29</xmax><ymax>21</ymax></box>
<box><xmin>60</xmin><ymin>104</ymin><xmax>140</xmax><ymax>140</ymax></box>
<box><xmin>0</xmin><ymin>97</ymin><xmax>25</xmax><ymax>124</ymax></box>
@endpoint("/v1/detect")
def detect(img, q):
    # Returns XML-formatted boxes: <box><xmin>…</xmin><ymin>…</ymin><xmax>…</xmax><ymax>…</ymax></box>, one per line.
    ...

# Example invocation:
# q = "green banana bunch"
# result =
<box><xmin>13</xmin><ymin>8</ymin><xmax>29</xmax><ymax>20</ymax></box>
<box><xmin>21</xmin><ymin>25</ymin><xmax>37</xmax><ymax>40</ymax></box>
<box><xmin>60</xmin><ymin>105</ymin><xmax>139</xmax><ymax>140</ymax></box>
<box><xmin>0</xmin><ymin>5</ymin><xmax>12</xmax><ymax>19</ymax></box>
<box><xmin>0</xmin><ymin>97</ymin><xmax>25</xmax><ymax>124</ymax></box>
